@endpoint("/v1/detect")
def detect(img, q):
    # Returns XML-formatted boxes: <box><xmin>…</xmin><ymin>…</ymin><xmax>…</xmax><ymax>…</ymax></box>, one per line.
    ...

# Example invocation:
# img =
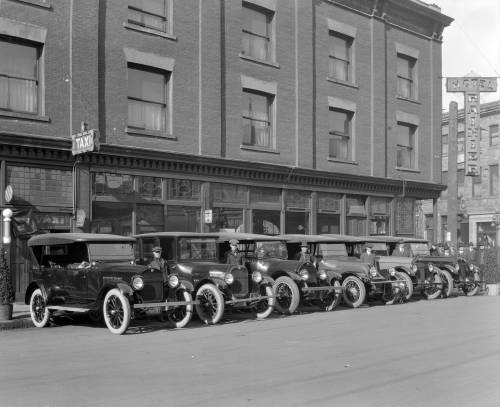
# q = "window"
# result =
<box><xmin>242</xmin><ymin>2</ymin><xmax>274</xmax><ymax>62</ymax></box>
<box><xmin>329</xmin><ymin>32</ymin><xmax>352</xmax><ymax>82</ymax></box>
<box><xmin>329</xmin><ymin>108</ymin><xmax>352</xmax><ymax>160</ymax></box>
<box><xmin>490</xmin><ymin>124</ymin><xmax>499</xmax><ymax>147</ymax></box>
<box><xmin>128</xmin><ymin>0</ymin><xmax>168</xmax><ymax>33</ymax></box>
<box><xmin>490</xmin><ymin>164</ymin><xmax>498</xmax><ymax>195</ymax></box>
<box><xmin>472</xmin><ymin>167</ymin><xmax>481</xmax><ymax>198</ymax></box>
<box><xmin>0</xmin><ymin>38</ymin><xmax>39</xmax><ymax>114</ymax></box>
<box><xmin>127</xmin><ymin>65</ymin><xmax>168</xmax><ymax>133</ymax></box>
<box><xmin>396</xmin><ymin>122</ymin><xmax>416</xmax><ymax>168</ymax></box>
<box><xmin>397</xmin><ymin>54</ymin><xmax>416</xmax><ymax>99</ymax></box>
<box><xmin>242</xmin><ymin>89</ymin><xmax>273</xmax><ymax>148</ymax></box>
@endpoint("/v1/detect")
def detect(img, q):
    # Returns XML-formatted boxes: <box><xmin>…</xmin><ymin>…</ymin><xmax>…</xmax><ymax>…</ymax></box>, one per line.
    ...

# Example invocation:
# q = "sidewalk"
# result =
<box><xmin>0</xmin><ymin>302</ymin><xmax>33</xmax><ymax>331</ymax></box>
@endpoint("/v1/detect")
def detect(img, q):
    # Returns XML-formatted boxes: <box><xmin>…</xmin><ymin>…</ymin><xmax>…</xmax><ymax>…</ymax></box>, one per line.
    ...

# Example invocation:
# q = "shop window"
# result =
<box><xmin>396</xmin><ymin>122</ymin><xmax>416</xmax><ymax>169</ymax></box>
<box><xmin>167</xmin><ymin>179</ymin><xmax>201</xmax><ymax>200</ymax></box>
<box><xmin>252</xmin><ymin>209</ymin><xmax>280</xmax><ymax>235</ymax></box>
<box><xmin>241</xmin><ymin>2</ymin><xmax>274</xmax><ymax>62</ymax></box>
<box><xmin>166</xmin><ymin>206</ymin><xmax>200</xmax><ymax>232</ymax></box>
<box><xmin>0</xmin><ymin>37</ymin><xmax>40</xmax><ymax>114</ymax></box>
<box><xmin>138</xmin><ymin>176</ymin><xmax>162</xmax><ymax>199</ymax></box>
<box><xmin>136</xmin><ymin>204</ymin><xmax>164</xmax><ymax>233</ymax></box>
<box><xmin>250</xmin><ymin>187</ymin><xmax>280</xmax><ymax>204</ymax></box>
<box><xmin>317</xmin><ymin>192</ymin><xmax>342</xmax><ymax>234</ymax></box>
<box><xmin>242</xmin><ymin>89</ymin><xmax>274</xmax><ymax>148</ymax></box>
<box><xmin>285</xmin><ymin>212</ymin><xmax>309</xmax><ymax>234</ymax></box>
<box><xmin>92</xmin><ymin>202</ymin><xmax>133</xmax><ymax>236</ymax></box>
<box><xmin>212</xmin><ymin>183</ymin><xmax>247</xmax><ymax>204</ymax></box>
<box><xmin>347</xmin><ymin>218</ymin><xmax>365</xmax><ymax>236</ymax></box>
<box><xmin>93</xmin><ymin>173</ymin><xmax>134</xmax><ymax>196</ymax></box>
<box><xmin>369</xmin><ymin>197</ymin><xmax>390</xmax><ymax>235</ymax></box>
<box><xmin>317</xmin><ymin>213</ymin><xmax>340</xmax><ymax>234</ymax></box>
<box><xmin>128</xmin><ymin>0</ymin><xmax>169</xmax><ymax>34</ymax></box>
<box><xmin>128</xmin><ymin>65</ymin><xmax>169</xmax><ymax>133</ymax></box>
<box><xmin>329</xmin><ymin>32</ymin><xmax>353</xmax><ymax>82</ymax></box>
<box><xmin>395</xmin><ymin>197</ymin><xmax>414</xmax><ymax>235</ymax></box>
<box><xmin>397</xmin><ymin>53</ymin><xmax>416</xmax><ymax>100</ymax></box>
<box><xmin>329</xmin><ymin>108</ymin><xmax>352</xmax><ymax>161</ymax></box>
<box><xmin>286</xmin><ymin>190</ymin><xmax>310</xmax><ymax>209</ymax></box>
<box><xmin>209</xmin><ymin>208</ymin><xmax>244</xmax><ymax>232</ymax></box>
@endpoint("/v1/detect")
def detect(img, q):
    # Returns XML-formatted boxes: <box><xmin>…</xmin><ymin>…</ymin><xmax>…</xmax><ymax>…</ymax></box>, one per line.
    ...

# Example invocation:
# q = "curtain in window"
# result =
<box><xmin>242</xmin><ymin>91</ymin><xmax>271</xmax><ymax>147</ymax></box>
<box><xmin>242</xmin><ymin>6</ymin><xmax>270</xmax><ymax>60</ymax></box>
<box><xmin>329</xmin><ymin>35</ymin><xmax>349</xmax><ymax>81</ymax></box>
<box><xmin>128</xmin><ymin>100</ymin><xmax>165</xmax><ymax>131</ymax></box>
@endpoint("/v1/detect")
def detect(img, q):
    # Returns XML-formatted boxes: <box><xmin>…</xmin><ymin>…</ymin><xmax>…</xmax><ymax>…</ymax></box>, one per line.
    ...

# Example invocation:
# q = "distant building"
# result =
<box><xmin>0</xmin><ymin>0</ymin><xmax>452</xmax><ymax>297</ymax></box>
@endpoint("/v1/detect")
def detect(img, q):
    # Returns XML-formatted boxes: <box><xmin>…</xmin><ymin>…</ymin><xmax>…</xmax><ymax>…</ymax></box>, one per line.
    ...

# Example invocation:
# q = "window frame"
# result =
<box><xmin>489</xmin><ymin>124</ymin><xmax>499</xmax><ymax>147</ymax></box>
<box><xmin>328</xmin><ymin>31</ymin><xmax>353</xmax><ymax>83</ymax></box>
<box><xmin>489</xmin><ymin>164</ymin><xmax>498</xmax><ymax>196</ymax></box>
<box><xmin>241</xmin><ymin>87</ymin><xmax>275</xmax><ymax>150</ymax></box>
<box><xmin>396</xmin><ymin>121</ymin><xmax>417</xmax><ymax>169</ymax></box>
<box><xmin>241</xmin><ymin>1</ymin><xmax>275</xmax><ymax>63</ymax></box>
<box><xmin>397</xmin><ymin>53</ymin><xmax>416</xmax><ymax>100</ymax></box>
<box><xmin>328</xmin><ymin>107</ymin><xmax>353</xmax><ymax>161</ymax></box>
<box><xmin>472</xmin><ymin>167</ymin><xmax>481</xmax><ymax>198</ymax></box>
<box><xmin>127</xmin><ymin>0</ymin><xmax>171</xmax><ymax>35</ymax></box>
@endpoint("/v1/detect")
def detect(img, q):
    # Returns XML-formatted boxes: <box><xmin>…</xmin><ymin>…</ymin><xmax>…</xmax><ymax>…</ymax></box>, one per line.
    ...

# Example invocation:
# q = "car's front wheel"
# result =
<box><xmin>342</xmin><ymin>276</ymin><xmax>366</xmax><ymax>308</ymax></box>
<box><xmin>273</xmin><ymin>276</ymin><xmax>300</xmax><ymax>315</ymax></box>
<box><xmin>440</xmin><ymin>269</ymin><xmax>454</xmax><ymax>298</ymax></box>
<box><xmin>397</xmin><ymin>272</ymin><xmax>414</xmax><ymax>301</ymax></box>
<box><xmin>195</xmin><ymin>283</ymin><xmax>224</xmax><ymax>325</ymax></box>
<box><xmin>166</xmin><ymin>289</ymin><xmax>193</xmax><ymax>328</ymax></box>
<box><xmin>320</xmin><ymin>280</ymin><xmax>342</xmax><ymax>311</ymax></box>
<box><xmin>253</xmin><ymin>284</ymin><xmax>275</xmax><ymax>319</ymax></box>
<box><xmin>424</xmin><ymin>273</ymin><xmax>442</xmax><ymax>300</ymax></box>
<box><xmin>103</xmin><ymin>288</ymin><xmax>131</xmax><ymax>335</ymax></box>
<box><xmin>463</xmin><ymin>272</ymin><xmax>480</xmax><ymax>296</ymax></box>
<box><xmin>30</xmin><ymin>288</ymin><xmax>50</xmax><ymax>328</ymax></box>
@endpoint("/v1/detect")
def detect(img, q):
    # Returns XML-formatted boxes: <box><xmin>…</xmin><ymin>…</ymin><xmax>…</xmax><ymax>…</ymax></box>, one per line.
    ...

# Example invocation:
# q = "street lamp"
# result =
<box><xmin>2</xmin><ymin>208</ymin><xmax>13</xmax><ymax>245</ymax></box>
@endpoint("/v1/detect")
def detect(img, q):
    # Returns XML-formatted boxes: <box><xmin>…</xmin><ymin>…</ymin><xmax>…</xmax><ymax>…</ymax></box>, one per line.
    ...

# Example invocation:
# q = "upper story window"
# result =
<box><xmin>127</xmin><ymin>65</ymin><xmax>169</xmax><ymax>133</ymax></box>
<box><xmin>241</xmin><ymin>2</ymin><xmax>274</xmax><ymax>62</ymax></box>
<box><xmin>396</xmin><ymin>122</ymin><xmax>416</xmax><ymax>169</ymax></box>
<box><xmin>397</xmin><ymin>54</ymin><xmax>416</xmax><ymax>100</ymax></box>
<box><xmin>472</xmin><ymin>167</ymin><xmax>481</xmax><ymax>197</ymax></box>
<box><xmin>490</xmin><ymin>164</ymin><xmax>498</xmax><ymax>195</ymax></box>
<box><xmin>0</xmin><ymin>38</ymin><xmax>39</xmax><ymax>114</ymax></box>
<box><xmin>329</xmin><ymin>108</ymin><xmax>352</xmax><ymax>161</ymax></box>
<box><xmin>329</xmin><ymin>32</ymin><xmax>353</xmax><ymax>82</ymax></box>
<box><xmin>242</xmin><ymin>89</ymin><xmax>273</xmax><ymax>149</ymax></box>
<box><xmin>490</xmin><ymin>124</ymin><xmax>499</xmax><ymax>146</ymax></box>
<box><xmin>128</xmin><ymin>0</ymin><xmax>169</xmax><ymax>33</ymax></box>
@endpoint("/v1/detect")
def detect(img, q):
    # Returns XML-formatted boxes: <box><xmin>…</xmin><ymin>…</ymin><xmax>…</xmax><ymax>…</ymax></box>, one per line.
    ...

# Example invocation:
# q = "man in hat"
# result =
<box><xmin>295</xmin><ymin>241</ymin><xmax>311</xmax><ymax>262</ymax></box>
<box><xmin>149</xmin><ymin>246</ymin><xmax>168</xmax><ymax>278</ymax></box>
<box><xmin>225</xmin><ymin>239</ymin><xmax>244</xmax><ymax>265</ymax></box>
<box><xmin>360</xmin><ymin>243</ymin><xmax>376</xmax><ymax>266</ymax></box>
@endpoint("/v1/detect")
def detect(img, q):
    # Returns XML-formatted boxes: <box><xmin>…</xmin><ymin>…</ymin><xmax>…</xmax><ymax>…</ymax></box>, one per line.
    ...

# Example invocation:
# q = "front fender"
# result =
<box><xmin>25</xmin><ymin>281</ymin><xmax>48</xmax><ymax>305</ymax></box>
<box><xmin>180</xmin><ymin>279</ymin><xmax>195</xmax><ymax>293</ymax></box>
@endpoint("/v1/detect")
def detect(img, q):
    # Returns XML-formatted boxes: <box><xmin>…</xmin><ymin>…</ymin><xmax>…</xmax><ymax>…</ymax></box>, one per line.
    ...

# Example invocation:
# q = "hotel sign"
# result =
<box><xmin>71</xmin><ymin>129</ymin><xmax>99</xmax><ymax>155</ymax></box>
<box><xmin>446</xmin><ymin>77</ymin><xmax>497</xmax><ymax>93</ymax></box>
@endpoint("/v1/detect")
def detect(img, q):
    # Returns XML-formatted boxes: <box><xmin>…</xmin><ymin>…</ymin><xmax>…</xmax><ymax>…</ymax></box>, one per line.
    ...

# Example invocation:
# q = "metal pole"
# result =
<box><xmin>447</xmin><ymin>101</ymin><xmax>458</xmax><ymax>248</ymax></box>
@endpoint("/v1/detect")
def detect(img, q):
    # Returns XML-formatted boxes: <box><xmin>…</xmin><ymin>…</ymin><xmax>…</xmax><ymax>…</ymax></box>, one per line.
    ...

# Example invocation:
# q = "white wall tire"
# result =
<box><xmin>103</xmin><ymin>288</ymin><xmax>131</xmax><ymax>335</ymax></box>
<box><xmin>30</xmin><ymin>288</ymin><xmax>50</xmax><ymax>328</ymax></box>
<box><xmin>195</xmin><ymin>284</ymin><xmax>224</xmax><ymax>325</ymax></box>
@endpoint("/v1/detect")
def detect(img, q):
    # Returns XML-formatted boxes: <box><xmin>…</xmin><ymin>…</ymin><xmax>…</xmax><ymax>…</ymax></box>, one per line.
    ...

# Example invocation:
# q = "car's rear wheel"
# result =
<box><xmin>342</xmin><ymin>276</ymin><xmax>366</xmax><ymax>308</ymax></box>
<box><xmin>273</xmin><ymin>276</ymin><xmax>300</xmax><ymax>315</ymax></box>
<box><xmin>320</xmin><ymin>280</ymin><xmax>342</xmax><ymax>311</ymax></box>
<box><xmin>463</xmin><ymin>272</ymin><xmax>480</xmax><ymax>296</ymax></box>
<box><xmin>253</xmin><ymin>284</ymin><xmax>274</xmax><ymax>319</ymax></box>
<box><xmin>30</xmin><ymin>288</ymin><xmax>50</xmax><ymax>328</ymax></box>
<box><xmin>397</xmin><ymin>272</ymin><xmax>414</xmax><ymax>301</ymax></box>
<box><xmin>166</xmin><ymin>289</ymin><xmax>193</xmax><ymax>328</ymax></box>
<box><xmin>195</xmin><ymin>283</ymin><xmax>224</xmax><ymax>325</ymax></box>
<box><xmin>103</xmin><ymin>288</ymin><xmax>131</xmax><ymax>335</ymax></box>
<box><xmin>424</xmin><ymin>273</ymin><xmax>442</xmax><ymax>300</ymax></box>
<box><xmin>440</xmin><ymin>269</ymin><xmax>454</xmax><ymax>298</ymax></box>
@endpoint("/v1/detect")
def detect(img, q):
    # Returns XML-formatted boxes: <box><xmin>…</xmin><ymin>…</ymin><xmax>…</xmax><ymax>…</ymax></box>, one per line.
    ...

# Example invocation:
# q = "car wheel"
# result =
<box><xmin>320</xmin><ymin>280</ymin><xmax>342</xmax><ymax>311</ymax></box>
<box><xmin>103</xmin><ymin>288</ymin><xmax>131</xmax><ymax>335</ymax></box>
<box><xmin>273</xmin><ymin>276</ymin><xmax>300</xmax><ymax>315</ymax></box>
<box><xmin>397</xmin><ymin>272</ymin><xmax>414</xmax><ymax>301</ymax></box>
<box><xmin>424</xmin><ymin>273</ymin><xmax>442</xmax><ymax>300</ymax></box>
<box><xmin>195</xmin><ymin>283</ymin><xmax>224</xmax><ymax>325</ymax></box>
<box><xmin>166</xmin><ymin>289</ymin><xmax>194</xmax><ymax>328</ymax></box>
<box><xmin>439</xmin><ymin>269</ymin><xmax>454</xmax><ymax>298</ymax></box>
<box><xmin>342</xmin><ymin>276</ymin><xmax>366</xmax><ymax>308</ymax></box>
<box><xmin>463</xmin><ymin>272</ymin><xmax>480</xmax><ymax>296</ymax></box>
<box><xmin>30</xmin><ymin>288</ymin><xmax>50</xmax><ymax>328</ymax></box>
<box><xmin>253</xmin><ymin>284</ymin><xmax>274</xmax><ymax>319</ymax></box>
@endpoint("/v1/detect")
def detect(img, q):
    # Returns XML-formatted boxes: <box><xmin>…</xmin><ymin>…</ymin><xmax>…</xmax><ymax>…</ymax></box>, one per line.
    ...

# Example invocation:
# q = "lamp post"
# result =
<box><xmin>2</xmin><ymin>208</ymin><xmax>13</xmax><ymax>245</ymax></box>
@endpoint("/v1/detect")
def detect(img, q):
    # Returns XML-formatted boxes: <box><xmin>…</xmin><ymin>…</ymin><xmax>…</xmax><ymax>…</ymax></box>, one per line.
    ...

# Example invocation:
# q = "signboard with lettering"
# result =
<box><xmin>446</xmin><ymin>77</ymin><xmax>497</xmax><ymax>93</ymax></box>
<box><xmin>204</xmin><ymin>209</ymin><xmax>212</xmax><ymax>224</ymax></box>
<box><xmin>71</xmin><ymin>130</ymin><xmax>99</xmax><ymax>155</ymax></box>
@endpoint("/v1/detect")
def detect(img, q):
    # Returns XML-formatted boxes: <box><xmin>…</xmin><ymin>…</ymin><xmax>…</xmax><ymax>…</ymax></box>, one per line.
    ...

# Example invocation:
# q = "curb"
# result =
<box><xmin>0</xmin><ymin>314</ymin><xmax>33</xmax><ymax>331</ymax></box>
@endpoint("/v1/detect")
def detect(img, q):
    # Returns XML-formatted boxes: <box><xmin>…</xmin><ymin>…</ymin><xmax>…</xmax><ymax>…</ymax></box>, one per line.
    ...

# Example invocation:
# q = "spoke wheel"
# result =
<box><xmin>440</xmin><ymin>269</ymin><xmax>454</xmax><ymax>298</ymax></box>
<box><xmin>166</xmin><ymin>289</ymin><xmax>193</xmax><ymax>328</ymax></box>
<box><xmin>253</xmin><ymin>284</ymin><xmax>274</xmax><ymax>319</ymax></box>
<box><xmin>424</xmin><ymin>273</ymin><xmax>442</xmax><ymax>300</ymax></box>
<box><xmin>320</xmin><ymin>280</ymin><xmax>342</xmax><ymax>311</ymax></box>
<box><xmin>397</xmin><ymin>272</ymin><xmax>414</xmax><ymax>301</ymax></box>
<box><xmin>195</xmin><ymin>283</ymin><xmax>224</xmax><ymax>325</ymax></box>
<box><xmin>342</xmin><ymin>276</ymin><xmax>366</xmax><ymax>308</ymax></box>
<box><xmin>30</xmin><ymin>288</ymin><xmax>50</xmax><ymax>328</ymax></box>
<box><xmin>103</xmin><ymin>288</ymin><xmax>131</xmax><ymax>335</ymax></box>
<box><xmin>272</xmin><ymin>276</ymin><xmax>300</xmax><ymax>315</ymax></box>
<box><xmin>463</xmin><ymin>272</ymin><xmax>480</xmax><ymax>296</ymax></box>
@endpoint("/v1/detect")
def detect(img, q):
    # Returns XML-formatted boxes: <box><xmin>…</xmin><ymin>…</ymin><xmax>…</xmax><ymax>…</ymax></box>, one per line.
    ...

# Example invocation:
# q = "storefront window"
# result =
<box><xmin>253</xmin><ymin>209</ymin><xmax>280</xmax><ymax>235</ymax></box>
<box><xmin>346</xmin><ymin>196</ymin><xmax>366</xmax><ymax>235</ymax></box>
<box><xmin>250</xmin><ymin>187</ymin><xmax>281</xmax><ymax>204</ymax></box>
<box><xmin>285</xmin><ymin>212</ymin><xmax>309</xmax><ymax>234</ymax></box>
<box><xmin>136</xmin><ymin>204</ymin><xmax>164</xmax><ymax>233</ymax></box>
<box><xmin>92</xmin><ymin>202</ymin><xmax>133</xmax><ymax>235</ymax></box>
<box><xmin>167</xmin><ymin>179</ymin><xmax>201</xmax><ymax>200</ymax></box>
<box><xmin>287</xmin><ymin>190</ymin><xmax>310</xmax><ymax>209</ymax></box>
<box><xmin>317</xmin><ymin>193</ymin><xmax>342</xmax><ymax>234</ymax></box>
<box><xmin>138</xmin><ymin>176</ymin><xmax>162</xmax><ymax>199</ymax></box>
<box><xmin>395</xmin><ymin>197</ymin><xmax>414</xmax><ymax>235</ymax></box>
<box><xmin>317</xmin><ymin>213</ymin><xmax>340</xmax><ymax>234</ymax></box>
<box><xmin>93</xmin><ymin>173</ymin><xmax>134</xmax><ymax>196</ymax></box>
<box><xmin>369</xmin><ymin>198</ymin><xmax>390</xmax><ymax>235</ymax></box>
<box><xmin>212</xmin><ymin>183</ymin><xmax>247</xmax><ymax>204</ymax></box>
<box><xmin>209</xmin><ymin>208</ymin><xmax>244</xmax><ymax>232</ymax></box>
<box><xmin>166</xmin><ymin>206</ymin><xmax>201</xmax><ymax>232</ymax></box>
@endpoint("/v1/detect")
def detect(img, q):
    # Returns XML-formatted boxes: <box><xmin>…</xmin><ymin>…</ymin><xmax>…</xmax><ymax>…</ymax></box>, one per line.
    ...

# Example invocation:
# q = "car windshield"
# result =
<box><xmin>88</xmin><ymin>242</ymin><xmax>135</xmax><ymax>262</ymax></box>
<box><xmin>178</xmin><ymin>238</ymin><xmax>217</xmax><ymax>261</ymax></box>
<box><xmin>371</xmin><ymin>242</ymin><xmax>389</xmax><ymax>255</ymax></box>
<box><xmin>254</xmin><ymin>241</ymin><xmax>288</xmax><ymax>260</ymax></box>
<box><xmin>317</xmin><ymin>243</ymin><xmax>347</xmax><ymax>258</ymax></box>
<box><xmin>409</xmin><ymin>243</ymin><xmax>430</xmax><ymax>256</ymax></box>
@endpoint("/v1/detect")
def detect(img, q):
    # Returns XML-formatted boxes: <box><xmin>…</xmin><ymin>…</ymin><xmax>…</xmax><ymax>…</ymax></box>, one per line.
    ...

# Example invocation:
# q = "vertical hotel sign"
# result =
<box><xmin>446</xmin><ymin>77</ymin><xmax>497</xmax><ymax>176</ymax></box>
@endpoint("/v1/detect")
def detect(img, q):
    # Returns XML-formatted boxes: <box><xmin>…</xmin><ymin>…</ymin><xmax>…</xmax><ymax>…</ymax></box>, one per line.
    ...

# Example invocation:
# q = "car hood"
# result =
<box><xmin>95</xmin><ymin>262</ymin><xmax>151</xmax><ymax>274</ymax></box>
<box><xmin>321</xmin><ymin>257</ymin><xmax>369</xmax><ymax>276</ymax></box>
<box><xmin>171</xmin><ymin>261</ymin><xmax>234</xmax><ymax>276</ymax></box>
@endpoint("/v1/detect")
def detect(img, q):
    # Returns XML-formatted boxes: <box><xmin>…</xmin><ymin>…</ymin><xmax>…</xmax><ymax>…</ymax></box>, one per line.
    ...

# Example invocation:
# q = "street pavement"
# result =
<box><xmin>1</xmin><ymin>295</ymin><xmax>499</xmax><ymax>407</ymax></box>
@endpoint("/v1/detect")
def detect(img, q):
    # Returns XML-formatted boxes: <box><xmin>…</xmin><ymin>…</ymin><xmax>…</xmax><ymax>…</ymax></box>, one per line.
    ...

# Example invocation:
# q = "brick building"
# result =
<box><xmin>0</xmin><ymin>0</ymin><xmax>452</xmax><ymax>297</ymax></box>
<box><xmin>427</xmin><ymin>100</ymin><xmax>500</xmax><ymax>246</ymax></box>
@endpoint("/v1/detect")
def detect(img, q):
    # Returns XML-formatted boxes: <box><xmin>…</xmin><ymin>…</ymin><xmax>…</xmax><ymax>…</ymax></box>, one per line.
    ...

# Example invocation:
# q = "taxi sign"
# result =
<box><xmin>71</xmin><ymin>129</ymin><xmax>99</xmax><ymax>155</ymax></box>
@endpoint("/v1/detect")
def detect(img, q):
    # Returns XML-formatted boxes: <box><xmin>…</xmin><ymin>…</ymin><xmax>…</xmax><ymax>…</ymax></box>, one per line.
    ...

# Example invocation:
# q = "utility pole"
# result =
<box><xmin>447</xmin><ymin>102</ymin><xmax>458</xmax><ymax>247</ymax></box>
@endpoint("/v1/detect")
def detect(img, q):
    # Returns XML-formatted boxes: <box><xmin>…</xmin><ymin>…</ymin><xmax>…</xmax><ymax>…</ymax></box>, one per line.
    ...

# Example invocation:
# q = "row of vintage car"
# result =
<box><xmin>25</xmin><ymin>231</ymin><xmax>481</xmax><ymax>334</ymax></box>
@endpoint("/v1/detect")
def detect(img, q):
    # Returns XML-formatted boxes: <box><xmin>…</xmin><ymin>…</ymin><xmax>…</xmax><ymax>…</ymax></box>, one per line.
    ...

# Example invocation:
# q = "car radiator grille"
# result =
<box><xmin>140</xmin><ymin>282</ymin><xmax>163</xmax><ymax>302</ymax></box>
<box><xmin>229</xmin><ymin>267</ymin><xmax>249</xmax><ymax>297</ymax></box>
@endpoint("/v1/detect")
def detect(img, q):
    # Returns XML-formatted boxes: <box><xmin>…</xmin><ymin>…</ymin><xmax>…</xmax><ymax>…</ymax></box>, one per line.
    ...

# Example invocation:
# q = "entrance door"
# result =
<box><xmin>10</xmin><ymin>237</ymin><xmax>31</xmax><ymax>301</ymax></box>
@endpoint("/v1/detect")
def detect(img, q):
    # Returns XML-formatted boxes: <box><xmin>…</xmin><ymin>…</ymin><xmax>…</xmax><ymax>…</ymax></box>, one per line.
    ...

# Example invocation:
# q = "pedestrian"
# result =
<box><xmin>225</xmin><ymin>239</ymin><xmax>244</xmax><ymax>265</ymax></box>
<box><xmin>360</xmin><ymin>243</ymin><xmax>376</xmax><ymax>266</ymax></box>
<box><xmin>295</xmin><ymin>241</ymin><xmax>311</xmax><ymax>262</ymax></box>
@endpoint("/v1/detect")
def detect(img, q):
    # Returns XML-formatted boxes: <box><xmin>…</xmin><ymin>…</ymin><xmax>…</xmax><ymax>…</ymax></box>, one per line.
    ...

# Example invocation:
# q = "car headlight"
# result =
<box><xmin>318</xmin><ymin>270</ymin><xmax>327</xmax><ymax>280</ymax></box>
<box><xmin>412</xmin><ymin>264</ymin><xmax>418</xmax><ymax>273</ymax></box>
<box><xmin>370</xmin><ymin>266</ymin><xmax>377</xmax><ymax>277</ymax></box>
<box><xmin>428</xmin><ymin>264</ymin><xmax>434</xmax><ymax>272</ymax></box>
<box><xmin>132</xmin><ymin>276</ymin><xmax>144</xmax><ymax>291</ymax></box>
<box><xmin>224</xmin><ymin>273</ymin><xmax>234</xmax><ymax>285</ymax></box>
<box><xmin>454</xmin><ymin>263</ymin><xmax>460</xmax><ymax>271</ymax></box>
<box><xmin>389</xmin><ymin>267</ymin><xmax>396</xmax><ymax>276</ymax></box>
<box><xmin>469</xmin><ymin>263</ymin><xmax>475</xmax><ymax>271</ymax></box>
<box><xmin>168</xmin><ymin>274</ymin><xmax>179</xmax><ymax>288</ymax></box>
<box><xmin>299</xmin><ymin>269</ymin><xmax>309</xmax><ymax>281</ymax></box>
<box><xmin>252</xmin><ymin>271</ymin><xmax>263</xmax><ymax>283</ymax></box>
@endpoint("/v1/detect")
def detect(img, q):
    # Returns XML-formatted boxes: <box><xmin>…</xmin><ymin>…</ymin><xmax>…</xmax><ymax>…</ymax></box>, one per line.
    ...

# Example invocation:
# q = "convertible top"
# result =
<box><xmin>216</xmin><ymin>232</ymin><xmax>282</xmax><ymax>242</ymax></box>
<box><xmin>28</xmin><ymin>233</ymin><xmax>136</xmax><ymax>247</ymax></box>
<box><xmin>280</xmin><ymin>234</ymin><xmax>352</xmax><ymax>243</ymax></box>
